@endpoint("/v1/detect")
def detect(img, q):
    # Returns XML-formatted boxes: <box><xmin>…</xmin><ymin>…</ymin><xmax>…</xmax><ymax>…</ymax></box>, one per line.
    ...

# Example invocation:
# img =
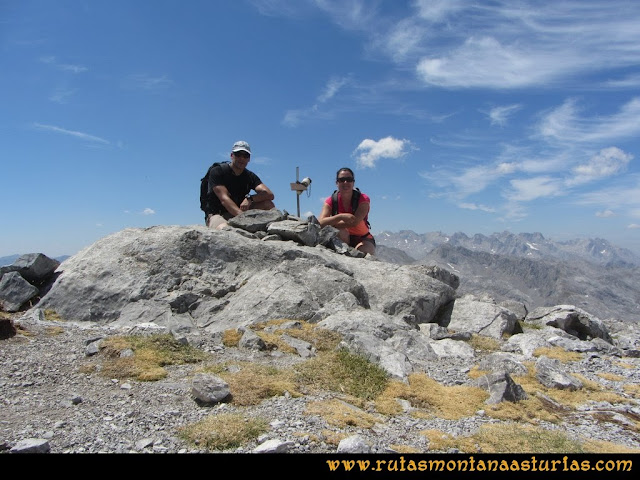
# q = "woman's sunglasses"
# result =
<box><xmin>337</xmin><ymin>177</ymin><xmax>354</xmax><ymax>183</ymax></box>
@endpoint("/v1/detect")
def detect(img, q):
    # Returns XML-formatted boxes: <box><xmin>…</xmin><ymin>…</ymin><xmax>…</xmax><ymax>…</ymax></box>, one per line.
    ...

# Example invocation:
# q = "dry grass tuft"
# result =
<box><xmin>45</xmin><ymin>326</ymin><xmax>65</xmax><ymax>336</ymax></box>
<box><xmin>252</xmin><ymin>319</ymin><xmax>343</xmax><ymax>352</ymax></box>
<box><xmin>469</xmin><ymin>423</ymin><xmax>586</xmax><ymax>453</ymax></box>
<box><xmin>389</xmin><ymin>444</ymin><xmax>422</xmax><ymax>453</ymax></box>
<box><xmin>99</xmin><ymin>334</ymin><xmax>208</xmax><ymax>381</ymax></box>
<box><xmin>533</xmin><ymin>346</ymin><xmax>583</xmax><ymax>362</ymax></box>
<box><xmin>623</xmin><ymin>383</ymin><xmax>640</xmax><ymax>398</ymax></box>
<box><xmin>43</xmin><ymin>309</ymin><xmax>64</xmax><ymax>322</ymax></box>
<box><xmin>469</xmin><ymin>334</ymin><xmax>501</xmax><ymax>352</ymax></box>
<box><xmin>306</xmin><ymin>398</ymin><xmax>383</xmax><ymax>428</ymax></box>
<box><xmin>481</xmin><ymin>362</ymin><xmax>630</xmax><ymax>425</ymax></box>
<box><xmin>222</xmin><ymin>329</ymin><xmax>242</xmax><ymax>347</ymax></box>
<box><xmin>322</xmin><ymin>429</ymin><xmax>347</xmax><ymax>446</ymax></box>
<box><xmin>377</xmin><ymin>373</ymin><xmax>488</xmax><ymax>420</ymax></box>
<box><xmin>201</xmin><ymin>362</ymin><xmax>302</xmax><ymax>406</ymax></box>
<box><xmin>484</xmin><ymin>396</ymin><xmax>562</xmax><ymax>424</ymax></box>
<box><xmin>597</xmin><ymin>372</ymin><xmax>625</xmax><ymax>382</ymax></box>
<box><xmin>421</xmin><ymin>429</ymin><xmax>478</xmax><ymax>452</ymax></box>
<box><xmin>177</xmin><ymin>413</ymin><xmax>268</xmax><ymax>451</ymax></box>
<box><xmin>420</xmin><ymin>423</ymin><xmax>636</xmax><ymax>453</ymax></box>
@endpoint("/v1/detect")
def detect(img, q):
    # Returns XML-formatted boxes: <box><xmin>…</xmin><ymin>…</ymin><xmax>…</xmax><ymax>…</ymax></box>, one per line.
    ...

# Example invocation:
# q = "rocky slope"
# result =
<box><xmin>2</xmin><ymin>218</ymin><xmax>640</xmax><ymax>456</ymax></box>
<box><xmin>1</xmin><ymin>313</ymin><xmax>639</xmax><ymax>455</ymax></box>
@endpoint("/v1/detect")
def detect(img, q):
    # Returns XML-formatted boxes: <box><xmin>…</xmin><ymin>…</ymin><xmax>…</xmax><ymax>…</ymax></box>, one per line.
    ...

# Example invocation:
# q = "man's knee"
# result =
<box><xmin>207</xmin><ymin>214</ymin><xmax>228</xmax><ymax>229</ymax></box>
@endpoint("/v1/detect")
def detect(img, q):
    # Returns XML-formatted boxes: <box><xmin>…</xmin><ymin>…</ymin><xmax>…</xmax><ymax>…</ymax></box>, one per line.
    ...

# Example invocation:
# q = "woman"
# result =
<box><xmin>318</xmin><ymin>167</ymin><xmax>376</xmax><ymax>255</ymax></box>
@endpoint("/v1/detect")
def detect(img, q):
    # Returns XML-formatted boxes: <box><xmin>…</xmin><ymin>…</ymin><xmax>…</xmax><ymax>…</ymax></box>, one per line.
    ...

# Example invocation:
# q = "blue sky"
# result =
<box><xmin>2</xmin><ymin>0</ymin><xmax>640</xmax><ymax>257</ymax></box>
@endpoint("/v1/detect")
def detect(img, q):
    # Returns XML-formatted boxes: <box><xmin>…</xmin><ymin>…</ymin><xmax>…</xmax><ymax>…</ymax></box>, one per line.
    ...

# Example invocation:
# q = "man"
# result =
<box><xmin>205</xmin><ymin>140</ymin><xmax>275</xmax><ymax>229</ymax></box>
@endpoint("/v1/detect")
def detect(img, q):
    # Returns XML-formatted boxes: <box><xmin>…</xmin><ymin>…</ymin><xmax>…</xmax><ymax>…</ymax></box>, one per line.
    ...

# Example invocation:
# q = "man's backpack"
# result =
<box><xmin>331</xmin><ymin>188</ymin><xmax>371</xmax><ymax>229</ymax></box>
<box><xmin>200</xmin><ymin>161</ymin><xmax>231</xmax><ymax>214</ymax></box>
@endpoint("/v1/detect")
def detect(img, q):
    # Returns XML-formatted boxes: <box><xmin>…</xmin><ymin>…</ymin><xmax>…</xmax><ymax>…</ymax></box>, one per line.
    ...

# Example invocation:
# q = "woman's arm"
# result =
<box><xmin>318</xmin><ymin>202</ymin><xmax>356</xmax><ymax>228</ymax></box>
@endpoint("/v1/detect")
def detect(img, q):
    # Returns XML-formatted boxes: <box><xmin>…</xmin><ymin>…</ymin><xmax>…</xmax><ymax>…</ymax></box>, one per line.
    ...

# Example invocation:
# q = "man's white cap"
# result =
<box><xmin>232</xmin><ymin>140</ymin><xmax>251</xmax><ymax>154</ymax></box>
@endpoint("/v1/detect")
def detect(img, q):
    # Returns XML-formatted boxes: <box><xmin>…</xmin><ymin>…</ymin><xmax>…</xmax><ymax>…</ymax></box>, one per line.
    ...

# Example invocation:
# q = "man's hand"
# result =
<box><xmin>240</xmin><ymin>198</ymin><xmax>251</xmax><ymax>211</ymax></box>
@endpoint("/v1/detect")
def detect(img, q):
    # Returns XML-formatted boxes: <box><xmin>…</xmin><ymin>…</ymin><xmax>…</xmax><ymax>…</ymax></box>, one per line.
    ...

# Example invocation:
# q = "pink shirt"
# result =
<box><xmin>324</xmin><ymin>191</ymin><xmax>370</xmax><ymax>236</ymax></box>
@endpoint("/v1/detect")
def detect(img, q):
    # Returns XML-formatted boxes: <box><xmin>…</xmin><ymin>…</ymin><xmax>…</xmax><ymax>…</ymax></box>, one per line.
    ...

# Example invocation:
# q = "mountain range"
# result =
<box><xmin>375</xmin><ymin>230</ymin><xmax>640</xmax><ymax>324</ymax></box>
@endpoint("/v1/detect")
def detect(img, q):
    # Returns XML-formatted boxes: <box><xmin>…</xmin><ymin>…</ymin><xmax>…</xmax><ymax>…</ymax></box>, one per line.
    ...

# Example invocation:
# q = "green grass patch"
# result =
<box><xmin>295</xmin><ymin>348</ymin><xmax>389</xmax><ymax>401</ymax></box>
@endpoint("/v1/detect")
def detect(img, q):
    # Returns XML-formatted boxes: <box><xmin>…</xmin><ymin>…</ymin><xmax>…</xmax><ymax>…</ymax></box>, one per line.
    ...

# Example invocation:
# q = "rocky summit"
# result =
<box><xmin>1</xmin><ymin>211</ymin><xmax>639</xmax><ymax>455</ymax></box>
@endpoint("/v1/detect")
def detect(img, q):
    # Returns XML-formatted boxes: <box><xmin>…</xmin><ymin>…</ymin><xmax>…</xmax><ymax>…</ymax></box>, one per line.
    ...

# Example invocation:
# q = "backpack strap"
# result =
<box><xmin>331</xmin><ymin>188</ymin><xmax>370</xmax><ymax>228</ymax></box>
<box><xmin>351</xmin><ymin>188</ymin><xmax>361</xmax><ymax>213</ymax></box>
<box><xmin>331</xmin><ymin>190</ymin><xmax>339</xmax><ymax>216</ymax></box>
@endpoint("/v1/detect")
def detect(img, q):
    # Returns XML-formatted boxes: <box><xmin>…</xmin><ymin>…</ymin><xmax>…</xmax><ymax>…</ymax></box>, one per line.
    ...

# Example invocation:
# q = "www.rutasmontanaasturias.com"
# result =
<box><xmin>325</xmin><ymin>455</ymin><xmax>633</xmax><ymax>473</ymax></box>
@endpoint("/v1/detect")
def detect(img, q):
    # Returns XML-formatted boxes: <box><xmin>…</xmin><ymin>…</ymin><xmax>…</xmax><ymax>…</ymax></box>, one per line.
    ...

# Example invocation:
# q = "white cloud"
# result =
<box><xmin>506</xmin><ymin>176</ymin><xmax>564</xmax><ymax>202</ymax></box>
<box><xmin>538</xmin><ymin>97</ymin><xmax>640</xmax><ymax>144</ymax></box>
<box><xmin>283</xmin><ymin>76</ymin><xmax>350</xmax><ymax>127</ymax></box>
<box><xmin>414</xmin><ymin>0</ymin><xmax>465</xmax><ymax>23</ymax></box>
<box><xmin>628</xmin><ymin>224</ymin><xmax>640</xmax><ymax>229</ymax></box>
<box><xmin>424</xmin><ymin>161</ymin><xmax>516</xmax><ymax>199</ymax></box>
<box><xmin>496</xmin><ymin>162</ymin><xmax>517</xmax><ymax>174</ymax></box>
<box><xmin>566</xmin><ymin>147</ymin><xmax>633</xmax><ymax>186</ymax></box>
<box><xmin>33</xmin><ymin>123</ymin><xmax>109</xmax><ymax>144</ymax></box>
<box><xmin>417</xmin><ymin>36</ymin><xmax>547</xmax><ymax>89</ymax></box>
<box><xmin>486</xmin><ymin>104</ymin><xmax>522</xmax><ymax>126</ymax></box>
<box><xmin>318</xmin><ymin>76</ymin><xmax>350</xmax><ymax>103</ymax></box>
<box><xmin>603</xmin><ymin>73</ymin><xmax>640</xmax><ymax>88</ymax></box>
<box><xmin>574</xmin><ymin>174</ymin><xmax>640</xmax><ymax>215</ymax></box>
<box><xmin>596</xmin><ymin>210</ymin><xmax>616</xmax><ymax>218</ymax></box>
<box><xmin>352</xmin><ymin>136</ymin><xmax>411</xmax><ymax>168</ymax></box>
<box><xmin>379</xmin><ymin>2</ymin><xmax>640</xmax><ymax>90</ymax></box>
<box><xmin>458</xmin><ymin>202</ymin><xmax>495</xmax><ymax>213</ymax></box>
<box><xmin>142</xmin><ymin>208</ymin><xmax>156</xmax><ymax>215</ymax></box>
<box><xmin>40</xmin><ymin>56</ymin><xmax>87</xmax><ymax>73</ymax></box>
<box><xmin>282</xmin><ymin>110</ymin><xmax>304</xmax><ymax>127</ymax></box>
<box><xmin>380</xmin><ymin>18</ymin><xmax>426</xmax><ymax>62</ymax></box>
<box><xmin>313</xmin><ymin>0</ymin><xmax>378</xmax><ymax>30</ymax></box>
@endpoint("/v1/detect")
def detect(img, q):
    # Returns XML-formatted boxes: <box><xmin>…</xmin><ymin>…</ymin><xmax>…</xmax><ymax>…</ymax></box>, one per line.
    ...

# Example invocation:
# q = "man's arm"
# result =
<box><xmin>251</xmin><ymin>183</ymin><xmax>275</xmax><ymax>203</ymax></box>
<box><xmin>212</xmin><ymin>184</ymin><xmax>243</xmax><ymax>217</ymax></box>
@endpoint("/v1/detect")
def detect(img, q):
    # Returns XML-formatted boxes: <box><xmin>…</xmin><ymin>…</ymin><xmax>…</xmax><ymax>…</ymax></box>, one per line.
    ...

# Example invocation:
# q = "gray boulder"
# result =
<box><xmin>191</xmin><ymin>373</ymin><xmax>231</xmax><ymax>405</ymax></box>
<box><xmin>446</xmin><ymin>294</ymin><xmax>519</xmax><ymax>339</ymax></box>
<box><xmin>267</xmin><ymin>219</ymin><xmax>321</xmax><ymax>247</ymax></box>
<box><xmin>227</xmin><ymin>209</ymin><xmax>287</xmax><ymax>233</ymax></box>
<box><xmin>336</xmin><ymin>435</ymin><xmax>372</xmax><ymax>453</ymax></box>
<box><xmin>526</xmin><ymin>305</ymin><xmax>612</xmax><ymax>343</ymax></box>
<box><xmin>535</xmin><ymin>356</ymin><xmax>583</xmax><ymax>391</ymax></box>
<box><xmin>9</xmin><ymin>253</ymin><xmax>60</xmax><ymax>283</ymax></box>
<box><xmin>0</xmin><ymin>271</ymin><xmax>39</xmax><ymax>312</ymax></box>
<box><xmin>475</xmin><ymin>371</ymin><xmax>528</xmax><ymax>404</ymax></box>
<box><xmin>9</xmin><ymin>438</ymin><xmax>51</xmax><ymax>453</ymax></box>
<box><xmin>33</xmin><ymin>225</ymin><xmax>457</xmax><ymax>380</ymax></box>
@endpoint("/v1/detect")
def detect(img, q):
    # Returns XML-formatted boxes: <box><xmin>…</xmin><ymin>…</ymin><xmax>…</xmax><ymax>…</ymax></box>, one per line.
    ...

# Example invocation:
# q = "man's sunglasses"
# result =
<box><xmin>337</xmin><ymin>177</ymin><xmax>354</xmax><ymax>183</ymax></box>
<box><xmin>234</xmin><ymin>151</ymin><xmax>250</xmax><ymax>159</ymax></box>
